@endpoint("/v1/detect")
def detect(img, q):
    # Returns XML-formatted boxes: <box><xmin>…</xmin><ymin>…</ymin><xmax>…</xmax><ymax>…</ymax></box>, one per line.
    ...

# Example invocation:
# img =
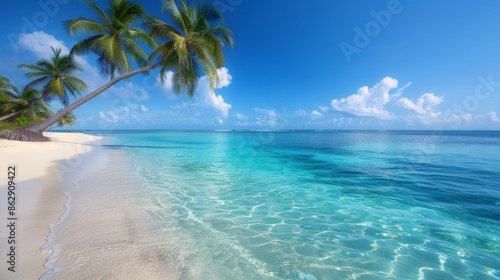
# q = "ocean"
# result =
<box><xmin>43</xmin><ymin>131</ymin><xmax>500</xmax><ymax>279</ymax></box>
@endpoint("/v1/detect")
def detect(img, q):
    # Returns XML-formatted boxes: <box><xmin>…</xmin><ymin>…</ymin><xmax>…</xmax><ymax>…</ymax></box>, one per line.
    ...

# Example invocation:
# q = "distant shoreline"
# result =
<box><xmin>50</xmin><ymin>129</ymin><xmax>500</xmax><ymax>132</ymax></box>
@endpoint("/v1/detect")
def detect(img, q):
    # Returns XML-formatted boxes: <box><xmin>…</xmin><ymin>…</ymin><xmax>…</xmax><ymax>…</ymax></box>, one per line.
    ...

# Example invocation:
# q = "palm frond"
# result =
<box><xmin>23</xmin><ymin>77</ymin><xmax>50</xmax><ymax>91</ymax></box>
<box><xmin>129</xmin><ymin>28</ymin><xmax>158</xmax><ymax>47</ymax></box>
<box><xmin>65</xmin><ymin>19</ymin><xmax>107</xmax><ymax>35</ymax></box>
<box><xmin>65</xmin><ymin>0</ymin><xmax>153</xmax><ymax>80</ymax></box>
<box><xmin>70</xmin><ymin>34</ymin><xmax>103</xmax><ymax>56</ymax></box>
<box><xmin>83</xmin><ymin>0</ymin><xmax>111</xmax><ymax>26</ymax></box>
<box><xmin>97</xmin><ymin>52</ymin><xmax>113</xmax><ymax>78</ymax></box>
<box><xmin>163</xmin><ymin>0</ymin><xmax>187</xmax><ymax>32</ymax></box>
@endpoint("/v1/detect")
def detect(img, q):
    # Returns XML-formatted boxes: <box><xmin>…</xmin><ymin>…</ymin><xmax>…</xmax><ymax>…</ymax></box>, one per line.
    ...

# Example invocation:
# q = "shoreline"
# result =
<box><xmin>39</xmin><ymin>140</ymin><xmax>184</xmax><ymax>279</ymax></box>
<box><xmin>0</xmin><ymin>132</ymin><xmax>104</xmax><ymax>279</ymax></box>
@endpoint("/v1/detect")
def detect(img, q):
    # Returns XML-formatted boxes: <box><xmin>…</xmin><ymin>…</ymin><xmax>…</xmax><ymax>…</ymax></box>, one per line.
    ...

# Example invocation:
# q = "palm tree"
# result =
<box><xmin>0</xmin><ymin>88</ymin><xmax>74</xmax><ymax>140</ymax></box>
<box><xmin>146</xmin><ymin>0</ymin><xmax>234</xmax><ymax>97</ymax></box>
<box><xmin>0</xmin><ymin>88</ymin><xmax>52</xmax><ymax>124</ymax></box>
<box><xmin>0</xmin><ymin>48</ymin><xmax>86</xmax><ymax>122</ymax></box>
<box><xmin>0</xmin><ymin>74</ymin><xmax>18</xmax><ymax>103</ymax></box>
<box><xmin>65</xmin><ymin>0</ymin><xmax>157</xmax><ymax>79</ymax></box>
<box><xmin>5</xmin><ymin>0</ymin><xmax>233</xmax><ymax>141</ymax></box>
<box><xmin>0</xmin><ymin>74</ymin><xmax>11</xmax><ymax>90</ymax></box>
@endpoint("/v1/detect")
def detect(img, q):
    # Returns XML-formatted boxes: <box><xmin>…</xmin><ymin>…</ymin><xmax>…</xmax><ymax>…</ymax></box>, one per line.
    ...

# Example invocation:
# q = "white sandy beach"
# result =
<box><xmin>0</xmin><ymin>132</ymin><xmax>103</xmax><ymax>280</ymax></box>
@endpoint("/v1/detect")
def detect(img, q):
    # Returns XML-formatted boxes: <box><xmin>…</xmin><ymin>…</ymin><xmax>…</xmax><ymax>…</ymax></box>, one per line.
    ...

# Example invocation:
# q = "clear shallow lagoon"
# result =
<box><xmin>64</xmin><ymin>131</ymin><xmax>500</xmax><ymax>279</ymax></box>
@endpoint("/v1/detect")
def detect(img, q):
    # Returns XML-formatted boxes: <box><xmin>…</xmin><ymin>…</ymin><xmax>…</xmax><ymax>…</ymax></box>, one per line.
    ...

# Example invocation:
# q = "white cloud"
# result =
<box><xmin>99</xmin><ymin>111</ymin><xmax>120</xmax><ymax>123</ymax></box>
<box><xmin>392</xmin><ymin>82</ymin><xmax>412</xmax><ymax>99</ymax></box>
<box><xmin>397</xmin><ymin>93</ymin><xmax>445</xmax><ymax>125</ymax></box>
<box><xmin>462</xmin><ymin>113</ymin><xmax>473</xmax><ymax>122</ymax></box>
<box><xmin>295</xmin><ymin>109</ymin><xmax>308</xmax><ymax>116</ymax></box>
<box><xmin>254</xmin><ymin>108</ymin><xmax>279</xmax><ymax>127</ymax></box>
<box><xmin>295</xmin><ymin>109</ymin><xmax>323</xmax><ymax>119</ymax></box>
<box><xmin>331</xmin><ymin>77</ymin><xmax>398</xmax><ymax>120</ymax></box>
<box><xmin>330</xmin><ymin>117</ymin><xmax>353</xmax><ymax>127</ymax></box>
<box><xmin>319</xmin><ymin>106</ymin><xmax>329</xmax><ymax>112</ymax></box>
<box><xmin>488</xmin><ymin>112</ymin><xmax>499</xmax><ymax>122</ymax></box>
<box><xmin>140</xmin><ymin>105</ymin><xmax>149</xmax><ymax>113</ymax></box>
<box><xmin>311</xmin><ymin>110</ymin><xmax>323</xmax><ymax>119</ymax></box>
<box><xmin>202</xmin><ymin>67</ymin><xmax>232</xmax><ymax>117</ymax></box>
<box><xmin>236</xmin><ymin>113</ymin><xmax>247</xmax><ymax>120</ymax></box>
<box><xmin>255</xmin><ymin>108</ymin><xmax>277</xmax><ymax>118</ymax></box>
<box><xmin>397</xmin><ymin>93</ymin><xmax>443</xmax><ymax>115</ymax></box>
<box><xmin>208</xmin><ymin>92</ymin><xmax>231</xmax><ymax>117</ymax></box>
<box><xmin>216</xmin><ymin>67</ymin><xmax>232</xmax><ymax>88</ymax></box>
<box><xmin>18</xmin><ymin>31</ymin><xmax>69</xmax><ymax>59</ymax></box>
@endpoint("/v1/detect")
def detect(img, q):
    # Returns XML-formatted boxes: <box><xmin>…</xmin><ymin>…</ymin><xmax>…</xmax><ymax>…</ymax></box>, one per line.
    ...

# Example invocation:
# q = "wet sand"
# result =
<box><xmin>0</xmin><ymin>132</ymin><xmax>103</xmax><ymax>279</ymax></box>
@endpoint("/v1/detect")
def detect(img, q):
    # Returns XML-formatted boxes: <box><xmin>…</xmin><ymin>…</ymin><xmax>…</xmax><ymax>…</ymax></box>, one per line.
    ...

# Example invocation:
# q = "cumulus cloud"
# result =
<box><xmin>216</xmin><ymin>67</ymin><xmax>232</xmax><ymax>88</ymax></box>
<box><xmin>255</xmin><ymin>108</ymin><xmax>277</xmax><ymax>117</ymax></box>
<box><xmin>140</xmin><ymin>105</ymin><xmax>149</xmax><ymax>113</ymax></box>
<box><xmin>397</xmin><ymin>93</ymin><xmax>443</xmax><ymax>116</ymax></box>
<box><xmin>319</xmin><ymin>106</ymin><xmax>329</xmax><ymax>112</ymax></box>
<box><xmin>18</xmin><ymin>31</ymin><xmax>69</xmax><ymax>59</ymax></box>
<box><xmin>206</xmin><ymin>67</ymin><xmax>232</xmax><ymax>117</ymax></box>
<box><xmin>236</xmin><ymin>113</ymin><xmax>248</xmax><ymax>120</ymax></box>
<box><xmin>392</xmin><ymin>82</ymin><xmax>412</xmax><ymax>99</ymax></box>
<box><xmin>311</xmin><ymin>110</ymin><xmax>323</xmax><ymax>119</ymax></box>
<box><xmin>254</xmin><ymin>108</ymin><xmax>279</xmax><ymax>127</ymax></box>
<box><xmin>208</xmin><ymin>91</ymin><xmax>231</xmax><ymax>117</ymax></box>
<box><xmin>99</xmin><ymin>111</ymin><xmax>120</xmax><ymax>123</ymax></box>
<box><xmin>396</xmin><ymin>93</ymin><xmax>445</xmax><ymax>125</ymax></box>
<box><xmin>331</xmin><ymin>77</ymin><xmax>398</xmax><ymax>120</ymax></box>
<box><xmin>488</xmin><ymin>112</ymin><xmax>499</xmax><ymax>122</ymax></box>
<box><xmin>295</xmin><ymin>109</ymin><xmax>323</xmax><ymax>119</ymax></box>
<box><xmin>462</xmin><ymin>113</ymin><xmax>473</xmax><ymax>122</ymax></box>
<box><xmin>295</xmin><ymin>110</ymin><xmax>308</xmax><ymax>117</ymax></box>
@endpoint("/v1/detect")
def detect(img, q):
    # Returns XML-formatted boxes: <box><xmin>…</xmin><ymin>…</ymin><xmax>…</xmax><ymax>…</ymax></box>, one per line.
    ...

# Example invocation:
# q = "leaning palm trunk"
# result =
<box><xmin>26</xmin><ymin>62</ymin><xmax>161</xmax><ymax>133</ymax></box>
<box><xmin>0</xmin><ymin>63</ymin><xmax>161</xmax><ymax>141</ymax></box>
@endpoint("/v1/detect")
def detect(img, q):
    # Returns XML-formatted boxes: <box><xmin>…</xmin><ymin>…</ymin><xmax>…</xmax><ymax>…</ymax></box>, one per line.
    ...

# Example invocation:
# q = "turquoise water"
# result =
<box><xmin>98</xmin><ymin>131</ymin><xmax>500</xmax><ymax>279</ymax></box>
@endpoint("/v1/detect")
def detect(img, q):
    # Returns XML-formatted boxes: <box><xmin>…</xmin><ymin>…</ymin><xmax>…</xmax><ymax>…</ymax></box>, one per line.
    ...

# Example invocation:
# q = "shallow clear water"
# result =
<box><xmin>92</xmin><ymin>131</ymin><xmax>500</xmax><ymax>279</ymax></box>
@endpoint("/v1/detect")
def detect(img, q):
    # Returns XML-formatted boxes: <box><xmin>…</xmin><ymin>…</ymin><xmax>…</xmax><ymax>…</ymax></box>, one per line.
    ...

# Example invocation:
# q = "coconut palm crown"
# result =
<box><xmin>1</xmin><ymin>88</ymin><xmax>52</xmax><ymax>124</ymax></box>
<box><xmin>65</xmin><ymin>0</ymin><xmax>157</xmax><ymax>79</ymax></box>
<box><xmin>0</xmin><ymin>74</ymin><xmax>18</xmax><ymax>103</ymax></box>
<box><xmin>146</xmin><ymin>0</ymin><xmax>234</xmax><ymax>97</ymax></box>
<box><xmin>18</xmin><ymin>47</ymin><xmax>87</xmax><ymax>107</ymax></box>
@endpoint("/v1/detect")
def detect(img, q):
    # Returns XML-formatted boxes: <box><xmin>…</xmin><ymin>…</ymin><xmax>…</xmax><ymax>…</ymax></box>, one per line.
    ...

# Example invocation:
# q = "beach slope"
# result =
<box><xmin>0</xmin><ymin>132</ymin><xmax>102</xmax><ymax>279</ymax></box>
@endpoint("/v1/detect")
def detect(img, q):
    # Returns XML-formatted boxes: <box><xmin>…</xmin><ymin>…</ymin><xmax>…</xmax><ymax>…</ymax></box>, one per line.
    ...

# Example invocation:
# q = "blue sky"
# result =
<box><xmin>1</xmin><ymin>0</ymin><xmax>500</xmax><ymax>130</ymax></box>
